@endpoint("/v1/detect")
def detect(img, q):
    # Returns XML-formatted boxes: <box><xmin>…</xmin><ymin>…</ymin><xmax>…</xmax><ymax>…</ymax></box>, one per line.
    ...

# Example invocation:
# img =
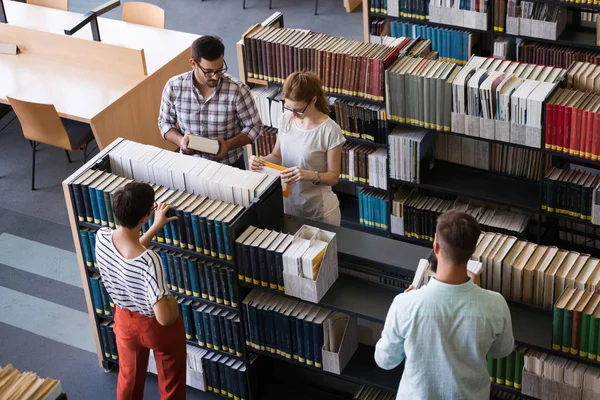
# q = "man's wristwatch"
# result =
<box><xmin>311</xmin><ymin>171</ymin><xmax>321</xmax><ymax>186</ymax></box>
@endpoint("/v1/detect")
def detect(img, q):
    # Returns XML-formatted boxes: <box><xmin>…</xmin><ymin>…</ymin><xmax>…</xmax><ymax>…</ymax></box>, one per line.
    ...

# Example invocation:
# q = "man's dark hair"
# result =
<box><xmin>435</xmin><ymin>210</ymin><xmax>481</xmax><ymax>265</ymax></box>
<box><xmin>112</xmin><ymin>182</ymin><xmax>154</xmax><ymax>229</ymax></box>
<box><xmin>191</xmin><ymin>36</ymin><xmax>225</xmax><ymax>62</ymax></box>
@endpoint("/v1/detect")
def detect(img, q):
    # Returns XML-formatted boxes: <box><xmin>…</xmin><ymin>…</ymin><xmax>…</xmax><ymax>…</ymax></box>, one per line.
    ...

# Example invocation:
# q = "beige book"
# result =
<box><xmin>566</xmin><ymin>254</ymin><xmax>591</xmax><ymax>289</ymax></box>
<box><xmin>554</xmin><ymin>252</ymin><xmax>581</xmax><ymax>305</ymax></box>
<box><xmin>482</xmin><ymin>234</ymin><xmax>505</xmax><ymax>290</ymax></box>
<box><xmin>522</xmin><ymin>246</ymin><xmax>548</xmax><ymax>305</ymax></box>
<box><xmin>576</xmin><ymin>257</ymin><xmax>600</xmax><ymax>291</ymax></box>
<box><xmin>585</xmin><ymin>259</ymin><xmax>600</xmax><ymax>293</ymax></box>
<box><xmin>187</xmin><ymin>136</ymin><xmax>220</xmax><ymax>155</ymax></box>
<box><xmin>492</xmin><ymin>236</ymin><xmax>517</xmax><ymax>294</ymax></box>
<box><xmin>533</xmin><ymin>246</ymin><xmax>558</xmax><ymax>308</ymax></box>
<box><xmin>0</xmin><ymin>43</ymin><xmax>18</xmax><ymax>55</ymax></box>
<box><xmin>472</xmin><ymin>232</ymin><xmax>498</xmax><ymax>286</ymax></box>
<box><xmin>511</xmin><ymin>242</ymin><xmax>538</xmax><ymax>302</ymax></box>
<box><xmin>502</xmin><ymin>240</ymin><xmax>528</xmax><ymax>300</ymax></box>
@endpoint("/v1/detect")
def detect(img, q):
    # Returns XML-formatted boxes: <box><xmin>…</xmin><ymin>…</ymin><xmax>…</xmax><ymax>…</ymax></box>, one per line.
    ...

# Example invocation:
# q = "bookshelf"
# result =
<box><xmin>62</xmin><ymin>137</ymin><xmax>283</xmax><ymax>399</ymax></box>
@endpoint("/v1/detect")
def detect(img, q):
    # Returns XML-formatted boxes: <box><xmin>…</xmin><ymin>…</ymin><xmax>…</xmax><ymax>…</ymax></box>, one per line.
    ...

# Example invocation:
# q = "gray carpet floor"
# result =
<box><xmin>0</xmin><ymin>0</ymin><xmax>361</xmax><ymax>399</ymax></box>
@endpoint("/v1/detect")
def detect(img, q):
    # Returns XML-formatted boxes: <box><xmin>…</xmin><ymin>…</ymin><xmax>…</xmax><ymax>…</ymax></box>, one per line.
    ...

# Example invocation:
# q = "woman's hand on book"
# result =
<box><xmin>281</xmin><ymin>166</ymin><xmax>313</xmax><ymax>184</ymax></box>
<box><xmin>153</xmin><ymin>203</ymin><xmax>178</xmax><ymax>229</ymax></box>
<box><xmin>249</xmin><ymin>155</ymin><xmax>263</xmax><ymax>171</ymax></box>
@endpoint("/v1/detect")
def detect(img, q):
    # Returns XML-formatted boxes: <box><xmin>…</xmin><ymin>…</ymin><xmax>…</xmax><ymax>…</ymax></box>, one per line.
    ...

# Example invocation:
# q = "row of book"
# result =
<box><xmin>486</xmin><ymin>348</ymin><xmax>526</xmax><ymax>389</ymax></box>
<box><xmin>523</xmin><ymin>349</ymin><xmax>600</xmax><ymax>400</ymax></box>
<box><xmin>544</xmin><ymin>88</ymin><xmax>600</xmax><ymax>161</ymax></box>
<box><xmin>156</xmin><ymin>250</ymin><xmax>239</xmax><ymax>307</ymax></box>
<box><xmin>99</xmin><ymin>320</ymin><xmax>118</xmax><ymax>362</ymax></box>
<box><xmin>252</xmin><ymin>86</ymin><xmax>282</xmax><ymax>129</ymax></box>
<box><xmin>359</xmin><ymin>188</ymin><xmax>390</xmax><ymax>231</ymax></box>
<box><xmin>242</xmin><ymin>23</ymin><xmax>411</xmax><ymax>101</ymax></box>
<box><xmin>178</xmin><ymin>298</ymin><xmax>243</xmax><ymax>357</ymax></box>
<box><xmin>472</xmin><ymin>232</ymin><xmax>600</xmax><ymax>309</ymax></box>
<box><xmin>434</xmin><ymin>133</ymin><xmax>549</xmax><ymax>181</ymax></box>
<box><xmin>108</xmin><ymin>139</ymin><xmax>276</xmax><ymax>207</ymax></box>
<box><xmin>80</xmin><ymin>228</ymin><xmax>97</xmax><ymax>268</ymax></box>
<box><xmin>255</xmin><ymin>127</ymin><xmax>277</xmax><ymax>158</ymax></box>
<box><xmin>518</xmin><ymin>41</ymin><xmax>600</xmax><ymax>70</ymax></box>
<box><xmin>543</xmin><ymin>167</ymin><xmax>599</xmax><ymax>222</ymax></box>
<box><xmin>242</xmin><ymin>290</ymin><xmax>350</xmax><ymax>369</ymax></box>
<box><xmin>202</xmin><ymin>353</ymin><xmax>251</xmax><ymax>399</ymax></box>
<box><xmin>388</xmin><ymin>22</ymin><xmax>474</xmax><ymax>65</ymax></box>
<box><xmin>390</xmin><ymin>187</ymin><xmax>530</xmax><ymax>240</ymax></box>
<box><xmin>568</xmin><ymin>62</ymin><xmax>600</xmax><ymax>95</ymax></box>
<box><xmin>354</xmin><ymin>385</ymin><xmax>394</xmax><ymax>400</ymax></box>
<box><xmin>388</xmin><ymin>126</ymin><xmax>434</xmax><ymax>184</ymax></box>
<box><xmin>331</xmin><ymin>99</ymin><xmax>388</xmax><ymax>144</ymax></box>
<box><xmin>0</xmin><ymin>364</ymin><xmax>63</xmax><ymax>400</ymax></box>
<box><xmin>341</xmin><ymin>142</ymin><xmax>388</xmax><ymax>190</ymax></box>
<box><xmin>89</xmin><ymin>273</ymin><xmax>114</xmax><ymax>317</ymax></box>
<box><xmin>553</xmin><ymin>288</ymin><xmax>600</xmax><ymax>360</ymax></box>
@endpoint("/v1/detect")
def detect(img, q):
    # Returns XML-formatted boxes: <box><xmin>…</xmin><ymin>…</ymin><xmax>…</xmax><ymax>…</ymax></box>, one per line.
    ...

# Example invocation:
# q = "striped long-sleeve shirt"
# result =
<box><xmin>95</xmin><ymin>228</ymin><xmax>169</xmax><ymax>317</ymax></box>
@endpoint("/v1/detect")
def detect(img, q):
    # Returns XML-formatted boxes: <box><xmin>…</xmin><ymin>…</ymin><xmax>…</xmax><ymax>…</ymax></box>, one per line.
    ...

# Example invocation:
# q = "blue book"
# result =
<box><xmin>157</xmin><ymin>251</ymin><xmax>170</xmax><ymax>288</ymax></box>
<box><xmin>89</xmin><ymin>274</ymin><xmax>103</xmax><ymax>314</ymax></box>
<box><xmin>214</xmin><ymin>219</ymin><xmax>226</xmax><ymax>261</ymax></box>
<box><xmin>94</xmin><ymin>189</ymin><xmax>108</xmax><ymax>227</ymax></box>
<box><xmin>88</xmin><ymin>187</ymin><xmax>100</xmax><ymax>225</ymax></box>
<box><xmin>88</xmin><ymin>231</ymin><xmax>97</xmax><ymax>268</ymax></box>
<box><xmin>188</xmin><ymin>259</ymin><xmax>201</xmax><ymax>298</ymax></box>
<box><xmin>80</xmin><ymin>230</ymin><xmax>93</xmax><ymax>267</ymax></box>
<box><xmin>180</xmin><ymin>299</ymin><xmax>194</xmax><ymax>340</ymax></box>
<box><xmin>358</xmin><ymin>191</ymin><xmax>364</xmax><ymax>225</ymax></box>
<box><xmin>190</xmin><ymin>214</ymin><xmax>204</xmax><ymax>253</ymax></box>
<box><xmin>169</xmin><ymin>220</ymin><xmax>180</xmax><ymax>247</ymax></box>
<box><xmin>193</xmin><ymin>306</ymin><xmax>206</xmax><ymax>345</ymax></box>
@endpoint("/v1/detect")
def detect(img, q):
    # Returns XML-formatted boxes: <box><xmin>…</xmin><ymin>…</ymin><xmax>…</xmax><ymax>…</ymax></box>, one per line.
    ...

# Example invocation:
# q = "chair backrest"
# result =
<box><xmin>122</xmin><ymin>2</ymin><xmax>165</xmax><ymax>29</ymax></box>
<box><xmin>26</xmin><ymin>0</ymin><xmax>68</xmax><ymax>11</ymax></box>
<box><xmin>6</xmin><ymin>97</ymin><xmax>72</xmax><ymax>150</ymax></box>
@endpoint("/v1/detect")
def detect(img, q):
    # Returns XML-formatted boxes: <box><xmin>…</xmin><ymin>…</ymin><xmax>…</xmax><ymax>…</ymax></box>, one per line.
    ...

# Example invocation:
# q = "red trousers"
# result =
<box><xmin>114</xmin><ymin>306</ymin><xmax>187</xmax><ymax>400</ymax></box>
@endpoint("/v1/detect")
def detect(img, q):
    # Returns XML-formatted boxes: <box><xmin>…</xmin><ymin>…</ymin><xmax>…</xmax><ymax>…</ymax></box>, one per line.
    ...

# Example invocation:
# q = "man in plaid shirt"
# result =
<box><xmin>159</xmin><ymin>36</ymin><xmax>262</xmax><ymax>168</ymax></box>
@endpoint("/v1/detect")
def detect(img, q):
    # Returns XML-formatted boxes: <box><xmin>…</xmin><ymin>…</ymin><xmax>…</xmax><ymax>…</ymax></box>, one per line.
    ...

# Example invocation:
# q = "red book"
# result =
<box><xmin>570</xmin><ymin>105</ymin><xmax>583</xmax><ymax>157</ymax></box>
<box><xmin>564</xmin><ymin>105</ymin><xmax>573</xmax><ymax>154</ymax></box>
<box><xmin>593</xmin><ymin>111</ymin><xmax>600</xmax><ymax>162</ymax></box>
<box><xmin>583</xmin><ymin>108</ymin><xmax>594</xmax><ymax>159</ymax></box>
<box><xmin>545</xmin><ymin>102</ymin><xmax>554</xmax><ymax>150</ymax></box>
<box><xmin>556</xmin><ymin>102</ymin><xmax>565</xmax><ymax>152</ymax></box>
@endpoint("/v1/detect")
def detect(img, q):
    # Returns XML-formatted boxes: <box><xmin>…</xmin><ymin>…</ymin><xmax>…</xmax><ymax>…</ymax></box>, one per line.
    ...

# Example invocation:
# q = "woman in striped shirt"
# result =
<box><xmin>95</xmin><ymin>182</ymin><xmax>184</xmax><ymax>400</ymax></box>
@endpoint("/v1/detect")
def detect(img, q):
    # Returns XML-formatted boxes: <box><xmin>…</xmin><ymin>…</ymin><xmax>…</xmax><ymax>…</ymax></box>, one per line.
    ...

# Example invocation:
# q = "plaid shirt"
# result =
<box><xmin>158</xmin><ymin>71</ymin><xmax>262</xmax><ymax>165</ymax></box>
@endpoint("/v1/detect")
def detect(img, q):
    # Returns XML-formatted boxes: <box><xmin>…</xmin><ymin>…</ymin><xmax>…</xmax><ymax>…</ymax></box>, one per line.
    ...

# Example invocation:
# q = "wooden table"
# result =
<box><xmin>0</xmin><ymin>1</ymin><xmax>199</xmax><ymax>149</ymax></box>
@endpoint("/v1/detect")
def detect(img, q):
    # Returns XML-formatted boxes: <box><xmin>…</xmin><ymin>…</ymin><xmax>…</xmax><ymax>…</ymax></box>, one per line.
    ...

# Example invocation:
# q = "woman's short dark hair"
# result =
<box><xmin>435</xmin><ymin>210</ymin><xmax>481</xmax><ymax>265</ymax></box>
<box><xmin>191</xmin><ymin>36</ymin><xmax>225</xmax><ymax>62</ymax></box>
<box><xmin>112</xmin><ymin>182</ymin><xmax>154</xmax><ymax>229</ymax></box>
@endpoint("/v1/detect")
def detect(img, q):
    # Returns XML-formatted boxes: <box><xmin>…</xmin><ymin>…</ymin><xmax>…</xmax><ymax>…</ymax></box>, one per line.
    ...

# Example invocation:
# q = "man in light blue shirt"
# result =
<box><xmin>375</xmin><ymin>210</ymin><xmax>515</xmax><ymax>399</ymax></box>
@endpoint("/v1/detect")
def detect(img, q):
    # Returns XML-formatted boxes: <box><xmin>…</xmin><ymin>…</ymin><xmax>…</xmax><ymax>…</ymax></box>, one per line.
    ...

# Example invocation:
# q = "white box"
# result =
<box><xmin>322</xmin><ymin>315</ymin><xmax>358</xmax><ymax>375</ymax></box>
<box><xmin>451</xmin><ymin>112</ymin><xmax>466</xmax><ymax>134</ymax></box>
<box><xmin>525</xmin><ymin>125</ymin><xmax>542</xmax><ymax>148</ymax></box>
<box><xmin>465</xmin><ymin>115</ymin><xmax>480</xmax><ymax>137</ymax></box>
<box><xmin>510</xmin><ymin>123</ymin><xmax>527</xmax><ymax>146</ymax></box>
<box><xmin>283</xmin><ymin>227</ymin><xmax>338</xmax><ymax>303</ymax></box>
<box><xmin>479</xmin><ymin>118</ymin><xmax>495</xmax><ymax>140</ymax></box>
<box><xmin>520</xmin><ymin>18</ymin><xmax>532</xmax><ymax>37</ymax></box>
<box><xmin>390</xmin><ymin>215</ymin><xmax>404</xmax><ymax>236</ymax></box>
<box><xmin>494</xmin><ymin>120</ymin><xmax>511</xmax><ymax>143</ymax></box>
<box><xmin>506</xmin><ymin>16</ymin><xmax>520</xmax><ymax>35</ymax></box>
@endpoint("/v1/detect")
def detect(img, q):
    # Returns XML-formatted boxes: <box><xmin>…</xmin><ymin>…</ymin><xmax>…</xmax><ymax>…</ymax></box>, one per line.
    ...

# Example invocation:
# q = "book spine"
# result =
<box><xmin>227</xmin><ymin>268</ymin><xmax>238</xmax><ymax>307</ymax></box>
<box><xmin>236</xmin><ymin>241</ymin><xmax>246</xmax><ymax>281</ymax></box>
<box><xmin>589</xmin><ymin>316</ymin><xmax>599</xmax><ymax>360</ymax></box>
<box><xmin>183</xmin><ymin>211</ymin><xmax>195</xmax><ymax>251</ymax></box>
<box><xmin>103</xmin><ymin>190</ymin><xmax>115</xmax><ymax>228</ymax></box>
<box><xmin>249</xmin><ymin>245</ymin><xmax>260</xmax><ymax>286</ymax></box>
<box><xmin>89</xmin><ymin>276</ymin><xmax>103</xmax><ymax>314</ymax></box>
<box><xmin>166</xmin><ymin>253</ymin><xmax>177</xmax><ymax>291</ymax></box>
<box><xmin>158</xmin><ymin>251</ymin><xmax>170</xmax><ymax>288</ymax></box>
<box><xmin>552</xmin><ymin>305</ymin><xmax>563</xmax><ymax>350</ymax></box>
<box><xmin>222</xmin><ymin>221</ymin><xmax>233</xmax><ymax>261</ymax></box>
<box><xmin>174</xmin><ymin>255</ymin><xmax>185</xmax><ymax>294</ymax></box>
<box><xmin>242</xmin><ymin>244</ymin><xmax>253</xmax><ymax>283</ymax></box>
<box><xmin>199</xmin><ymin>216</ymin><xmax>211</xmax><ymax>256</ymax></box>
<box><xmin>581</xmin><ymin>313</ymin><xmax>592</xmax><ymax>357</ymax></box>
<box><xmin>219</xmin><ymin>315</ymin><xmax>229</xmax><ymax>352</ymax></box>
<box><xmin>202</xmin><ymin>311</ymin><xmax>213</xmax><ymax>349</ymax></box>
<box><xmin>563</xmin><ymin>309</ymin><xmax>573</xmax><ymax>353</ymax></box>
<box><xmin>295</xmin><ymin>316</ymin><xmax>305</xmax><ymax>363</ymax></box>
<box><xmin>191</xmin><ymin>306</ymin><xmax>202</xmax><ymax>343</ymax></box>
<box><xmin>205</xmin><ymin>263</ymin><xmax>216</xmax><ymax>302</ymax></box>
<box><xmin>232</xmin><ymin>318</ymin><xmax>243</xmax><ymax>357</ymax></box>
<box><xmin>505</xmin><ymin>351</ymin><xmax>515</xmax><ymax>387</ymax></box>
<box><xmin>206</xmin><ymin>218</ymin><xmax>219</xmax><ymax>258</ymax></box>
<box><xmin>188</xmin><ymin>259</ymin><xmax>201</xmax><ymax>298</ymax></box>
<box><xmin>495</xmin><ymin>356</ymin><xmax>506</xmax><ymax>385</ymax></box>
<box><xmin>80</xmin><ymin>230</ymin><xmax>93</xmax><ymax>267</ymax></box>
<box><xmin>215</xmin><ymin>220</ymin><xmax>226</xmax><ymax>260</ymax></box>
<box><xmin>210</xmin><ymin>313</ymin><xmax>221</xmax><ymax>351</ymax></box>
<box><xmin>220</xmin><ymin>267</ymin><xmax>230</xmax><ymax>306</ymax></box>
<box><xmin>107</xmin><ymin>323</ymin><xmax>118</xmax><ymax>360</ymax></box>
<box><xmin>191</xmin><ymin>214</ymin><xmax>203</xmax><ymax>253</ymax></box>
<box><xmin>99</xmin><ymin>324</ymin><xmax>111</xmax><ymax>359</ymax></box>
<box><xmin>313</xmin><ymin>322</ymin><xmax>325</xmax><ymax>369</ymax></box>
<box><xmin>181</xmin><ymin>303</ymin><xmax>193</xmax><ymax>340</ymax></box>
<box><xmin>572</xmin><ymin>309</ymin><xmax>583</xmax><ymax>354</ymax></box>
<box><xmin>181</xmin><ymin>258</ymin><xmax>192</xmax><ymax>296</ymax></box>
<box><xmin>224</xmin><ymin>317</ymin><xmax>235</xmax><ymax>355</ymax></box>
<box><xmin>514</xmin><ymin>350</ymin><xmax>524</xmax><ymax>389</ymax></box>
<box><xmin>258</xmin><ymin>247</ymin><xmax>269</xmax><ymax>288</ymax></box>
<box><xmin>81</xmin><ymin>184</ymin><xmax>94</xmax><ymax>222</ymax></box>
<box><xmin>266</xmin><ymin>248</ymin><xmax>278</xmax><ymax>290</ymax></box>
<box><xmin>175</xmin><ymin>209</ymin><xmax>187</xmax><ymax>249</ymax></box>
<box><xmin>169</xmin><ymin>220</ymin><xmax>180</xmax><ymax>247</ymax></box>
<box><xmin>487</xmin><ymin>355</ymin><xmax>496</xmax><ymax>382</ymax></box>
<box><xmin>198</xmin><ymin>262</ymin><xmax>208</xmax><ymax>299</ymax></box>
<box><xmin>71</xmin><ymin>184</ymin><xmax>86</xmax><ymax>222</ymax></box>
<box><xmin>95</xmin><ymin>189</ymin><xmax>108</xmax><ymax>227</ymax></box>
<box><xmin>275</xmin><ymin>252</ymin><xmax>285</xmax><ymax>292</ymax></box>
<box><xmin>212</xmin><ymin>266</ymin><xmax>223</xmax><ymax>304</ymax></box>
<box><xmin>99</xmin><ymin>280</ymin><xmax>112</xmax><ymax>316</ymax></box>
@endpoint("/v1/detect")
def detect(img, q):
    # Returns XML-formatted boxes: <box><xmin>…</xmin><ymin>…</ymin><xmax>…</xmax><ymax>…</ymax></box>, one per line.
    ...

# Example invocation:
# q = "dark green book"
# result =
<box><xmin>212</xmin><ymin>265</ymin><xmax>223</xmax><ymax>304</ymax></box>
<box><xmin>226</xmin><ymin>268</ymin><xmax>238</xmax><ymax>308</ymax></box>
<box><xmin>590</xmin><ymin>307</ymin><xmax>600</xmax><ymax>360</ymax></box>
<box><xmin>580</xmin><ymin>293</ymin><xmax>600</xmax><ymax>358</ymax></box>
<box><xmin>202</xmin><ymin>306</ymin><xmax>214</xmax><ymax>349</ymax></box>
<box><xmin>99</xmin><ymin>321</ymin><xmax>112</xmax><ymax>359</ymax></box>
<box><xmin>496</xmin><ymin>356</ymin><xmax>506</xmax><ymax>385</ymax></box>
<box><xmin>166</xmin><ymin>252</ymin><xmax>177</xmax><ymax>292</ymax></box>
<box><xmin>505</xmin><ymin>351</ymin><xmax>516</xmax><ymax>387</ymax></box>
<box><xmin>219</xmin><ymin>267</ymin><xmax>230</xmax><ymax>306</ymax></box>
<box><xmin>98</xmin><ymin>280</ymin><xmax>112</xmax><ymax>316</ymax></box>
<box><xmin>197</xmin><ymin>262</ymin><xmax>209</xmax><ymax>300</ymax></box>
<box><xmin>553</xmin><ymin>287</ymin><xmax>575</xmax><ymax>351</ymax></box>
<box><xmin>487</xmin><ymin>355</ymin><xmax>496</xmax><ymax>383</ymax></box>
<box><xmin>181</xmin><ymin>255</ymin><xmax>193</xmax><ymax>296</ymax></box>
<box><xmin>173</xmin><ymin>255</ymin><xmax>185</xmax><ymax>294</ymax></box>
<box><xmin>514</xmin><ymin>348</ymin><xmax>525</xmax><ymax>389</ymax></box>
<box><xmin>107</xmin><ymin>322</ymin><xmax>119</xmax><ymax>360</ymax></box>
<box><xmin>205</xmin><ymin>263</ymin><xmax>216</xmax><ymax>302</ymax></box>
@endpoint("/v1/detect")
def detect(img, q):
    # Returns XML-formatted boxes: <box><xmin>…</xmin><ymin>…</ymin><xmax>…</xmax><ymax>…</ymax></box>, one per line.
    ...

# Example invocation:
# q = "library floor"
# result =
<box><xmin>0</xmin><ymin>1</ymin><xmax>361</xmax><ymax>398</ymax></box>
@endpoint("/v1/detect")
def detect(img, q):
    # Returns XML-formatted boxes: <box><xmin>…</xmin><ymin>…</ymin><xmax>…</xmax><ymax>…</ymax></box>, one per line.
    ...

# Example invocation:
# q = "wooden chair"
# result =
<box><xmin>122</xmin><ymin>2</ymin><xmax>165</xmax><ymax>29</ymax></box>
<box><xmin>26</xmin><ymin>0</ymin><xmax>68</xmax><ymax>11</ymax></box>
<box><xmin>7</xmin><ymin>97</ymin><xmax>94</xmax><ymax>190</ymax></box>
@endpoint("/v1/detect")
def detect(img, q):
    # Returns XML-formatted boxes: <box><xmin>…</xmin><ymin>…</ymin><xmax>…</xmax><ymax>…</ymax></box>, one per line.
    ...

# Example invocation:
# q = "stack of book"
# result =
<box><xmin>341</xmin><ymin>142</ymin><xmax>388</xmax><ymax>190</ymax></box>
<box><xmin>451</xmin><ymin>56</ymin><xmax>562</xmax><ymax>148</ymax></box>
<box><xmin>544</xmin><ymin>88</ymin><xmax>600</xmax><ymax>161</ymax></box>
<box><xmin>80</xmin><ymin>228</ymin><xmax>97</xmax><ymax>268</ymax></box>
<box><xmin>178</xmin><ymin>299</ymin><xmax>243</xmax><ymax>357</ymax></box>
<box><xmin>369</xmin><ymin>0</ymin><xmax>388</xmax><ymax>14</ymax></box>
<box><xmin>242</xmin><ymin>290</ymin><xmax>354</xmax><ymax>372</ymax></box>
<box><xmin>542</xmin><ymin>166</ymin><xmax>599</xmax><ymax>223</ymax></box>
<box><xmin>99</xmin><ymin>320</ymin><xmax>118</xmax><ymax>362</ymax></box>
<box><xmin>506</xmin><ymin>1</ymin><xmax>567</xmax><ymax>40</ymax></box>
<box><xmin>255</xmin><ymin>127</ymin><xmax>278</xmax><ymax>157</ymax></box>
<box><xmin>518</xmin><ymin>41</ymin><xmax>600</xmax><ymax>69</ymax></box>
<box><xmin>89</xmin><ymin>273</ymin><xmax>114</xmax><ymax>317</ymax></box>
<box><xmin>251</xmin><ymin>86</ymin><xmax>283</xmax><ymax>128</ymax></box>
<box><xmin>149</xmin><ymin>345</ymin><xmax>207</xmax><ymax>391</ymax></box>
<box><xmin>332</xmin><ymin>99</ymin><xmax>387</xmax><ymax>144</ymax></box>
<box><xmin>389</xmin><ymin>22</ymin><xmax>474</xmax><ymax>65</ymax></box>
<box><xmin>378</xmin><ymin>0</ymin><xmax>428</xmax><ymax>19</ymax></box>
<box><xmin>429</xmin><ymin>0</ymin><xmax>489</xmax><ymax>30</ymax></box>
<box><xmin>472</xmin><ymin>232</ymin><xmax>600</xmax><ymax>309</ymax></box>
<box><xmin>0</xmin><ymin>364</ymin><xmax>63</xmax><ymax>399</ymax></box>
<box><xmin>156</xmin><ymin>250</ymin><xmax>238</xmax><ymax>306</ymax></box>
<box><xmin>388</xmin><ymin>126</ymin><xmax>434</xmax><ymax>184</ymax></box>
<box><xmin>553</xmin><ymin>288</ymin><xmax>600</xmax><ymax>361</ymax></box>
<box><xmin>390</xmin><ymin>188</ymin><xmax>530</xmax><ymax>240</ymax></box>
<box><xmin>385</xmin><ymin>55</ymin><xmax>459</xmax><ymax>132</ymax></box>
<box><xmin>435</xmin><ymin>133</ymin><xmax>549</xmax><ymax>181</ymax></box>
<box><xmin>242</xmin><ymin>24</ymin><xmax>414</xmax><ymax>101</ymax></box>
<box><xmin>522</xmin><ymin>349</ymin><xmax>600</xmax><ymax>399</ymax></box>
<box><xmin>354</xmin><ymin>385</ymin><xmax>394</xmax><ymax>400</ymax></box>
<box><xmin>568</xmin><ymin>62</ymin><xmax>600</xmax><ymax>93</ymax></box>
<box><xmin>202</xmin><ymin>353</ymin><xmax>251</xmax><ymax>400</ymax></box>
<box><xmin>494</xmin><ymin>0</ymin><xmax>507</xmax><ymax>32</ymax></box>
<box><xmin>493</xmin><ymin>37</ymin><xmax>514</xmax><ymax>60</ymax></box>
<box><xmin>106</xmin><ymin>139</ymin><xmax>277</xmax><ymax>207</ymax></box>
<box><xmin>359</xmin><ymin>188</ymin><xmax>390</xmax><ymax>231</ymax></box>
<box><xmin>487</xmin><ymin>348</ymin><xmax>526</xmax><ymax>389</ymax></box>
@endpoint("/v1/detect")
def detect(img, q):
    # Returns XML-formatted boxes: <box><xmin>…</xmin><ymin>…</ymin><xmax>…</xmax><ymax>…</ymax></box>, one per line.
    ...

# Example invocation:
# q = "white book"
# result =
<box><xmin>187</xmin><ymin>136</ymin><xmax>220</xmax><ymax>155</ymax></box>
<box><xmin>412</xmin><ymin>258</ymin><xmax>483</xmax><ymax>289</ymax></box>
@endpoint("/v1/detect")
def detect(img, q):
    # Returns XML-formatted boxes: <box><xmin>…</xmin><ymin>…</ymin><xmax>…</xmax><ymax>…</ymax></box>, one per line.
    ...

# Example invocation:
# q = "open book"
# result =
<box><xmin>412</xmin><ymin>258</ymin><xmax>483</xmax><ymax>289</ymax></box>
<box><xmin>187</xmin><ymin>136</ymin><xmax>221</xmax><ymax>155</ymax></box>
<box><xmin>258</xmin><ymin>160</ymin><xmax>291</xmax><ymax>197</ymax></box>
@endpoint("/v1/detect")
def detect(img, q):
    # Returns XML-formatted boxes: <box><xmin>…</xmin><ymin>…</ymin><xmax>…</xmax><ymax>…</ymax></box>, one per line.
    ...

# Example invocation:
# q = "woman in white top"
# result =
<box><xmin>250</xmin><ymin>72</ymin><xmax>345</xmax><ymax>226</ymax></box>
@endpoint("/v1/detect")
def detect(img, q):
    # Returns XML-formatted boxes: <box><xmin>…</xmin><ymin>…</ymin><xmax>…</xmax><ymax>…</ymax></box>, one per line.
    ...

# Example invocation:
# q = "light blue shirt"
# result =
<box><xmin>375</xmin><ymin>278</ymin><xmax>515</xmax><ymax>400</ymax></box>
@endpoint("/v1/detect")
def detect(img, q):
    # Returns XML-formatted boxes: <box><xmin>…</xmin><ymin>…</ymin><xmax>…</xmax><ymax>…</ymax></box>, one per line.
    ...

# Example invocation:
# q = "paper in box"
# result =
<box><xmin>465</xmin><ymin>115</ymin><xmax>480</xmax><ymax>137</ymax></box>
<box><xmin>322</xmin><ymin>315</ymin><xmax>358</xmax><ymax>375</ymax></box>
<box><xmin>451</xmin><ymin>112</ymin><xmax>466</xmax><ymax>134</ymax></box>
<box><xmin>479</xmin><ymin>118</ymin><xmax>495</xmax><ymax>140</ymax></box>
<box><xmin>506</xmin><ymin>16</ymin><xmax>520</xmax><ymax>35</ymax></box>
<box><xmin>510</xmin><ymin>123</ymin><xmax>527</xmax><ymax>146</ymax></box>
<box><xmin>283</xmin><ymin>226</ymin><xmax>338</xmax><ymax>303</ymax></box>
<box><xmin>494</xmin><ymin>120</ymin><xmax>511</xmax><ymax>143</ymax></box>
<box><xmin>525</xmin><ymin>126</ymin><xmax>542</xmax><ymax>148</ymax></box>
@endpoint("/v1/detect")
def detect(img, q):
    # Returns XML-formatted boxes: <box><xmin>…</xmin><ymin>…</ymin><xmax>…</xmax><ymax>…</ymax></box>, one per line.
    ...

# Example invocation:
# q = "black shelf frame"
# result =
<box><xmin>547</xmin><ymin>149</ymin><xmax>600</xmax><ymax>170</ymax></box>
<box><xmin>343</xmin><ymin>136</ymin><xmax>388</xmax><ymax>148</ymax></box>
<box><xmin>186</xmin><ymin>339</ymin><xmax>244</xmax><ymax>361</ymax></box>
<box><xmin>495</xmin><ymin>30</ymin><xmax>599</xmax><ymax>51</ymax></box>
